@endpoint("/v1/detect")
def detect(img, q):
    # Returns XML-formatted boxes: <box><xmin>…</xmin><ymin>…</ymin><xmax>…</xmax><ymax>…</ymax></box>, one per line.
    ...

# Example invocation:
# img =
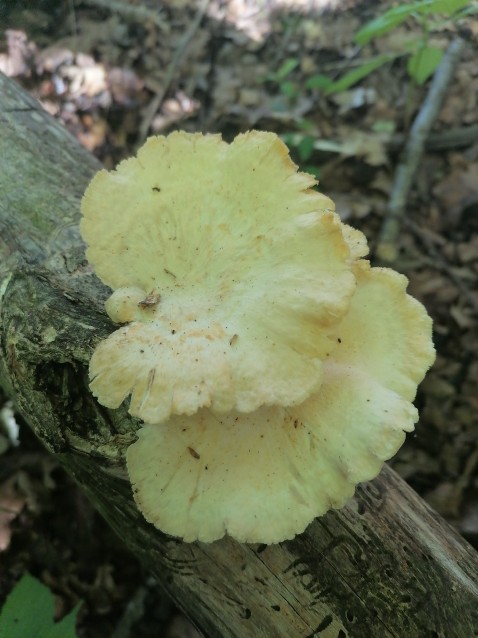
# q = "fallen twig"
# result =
<box><xmin>137</xmin><ymin>0</ymin><xmax>210</xmax><ymax>145</ymax></box>
<box><xmin>376</xmin><ymin>37</ymin><xmax>465</xmax><ymax>264</ymax></box>
<box><xmin>111</xmin><ymin>577</ymin><xmax>170</xmax><ymax>638</ymax></box>
<box><xmin>389</xmin><ymin>124</ymin><xmax>478</xmax><ymax>152</ymax></box>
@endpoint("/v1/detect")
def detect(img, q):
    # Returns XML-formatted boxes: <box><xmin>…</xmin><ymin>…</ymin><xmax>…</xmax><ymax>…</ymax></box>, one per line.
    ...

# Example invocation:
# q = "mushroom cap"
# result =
<box><xmin>126</xmin><ymin>262</ymin><xmax>435</xmax><ymax>543</ymax></box>
<box><xmin>82</xmin><ymin>131</ymin><xmax>363</xmax><ymax>421</ymax></box>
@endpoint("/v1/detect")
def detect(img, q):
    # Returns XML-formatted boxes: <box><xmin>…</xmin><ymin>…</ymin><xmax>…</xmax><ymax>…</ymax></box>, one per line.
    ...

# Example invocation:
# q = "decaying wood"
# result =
<box><xmin>1</xmin><ymin>72</ymin><xmax>478</xmax><ymax>638</ymax></box>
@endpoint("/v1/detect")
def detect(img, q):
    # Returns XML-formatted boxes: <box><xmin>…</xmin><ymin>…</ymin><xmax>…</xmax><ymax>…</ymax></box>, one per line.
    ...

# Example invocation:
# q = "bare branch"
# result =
<box><xmin>376</xmin><ymin>37</ymin><xmax>465</xmax><ymax>264</ymax></box>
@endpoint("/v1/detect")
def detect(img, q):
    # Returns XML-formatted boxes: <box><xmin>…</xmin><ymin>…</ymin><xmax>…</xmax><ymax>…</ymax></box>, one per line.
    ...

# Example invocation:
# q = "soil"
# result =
<box><xmin>1</xmin><ymin>1</ymin><xmax>477</xmax><ymax>636</ymax></box>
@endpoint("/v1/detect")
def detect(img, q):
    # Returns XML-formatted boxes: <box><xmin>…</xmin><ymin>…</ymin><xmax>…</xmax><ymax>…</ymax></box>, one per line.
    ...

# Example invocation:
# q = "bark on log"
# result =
<box><xmin>1</xmin><ymin>72</ymin><xmax>478</xmax><ymax>638</ymax></box>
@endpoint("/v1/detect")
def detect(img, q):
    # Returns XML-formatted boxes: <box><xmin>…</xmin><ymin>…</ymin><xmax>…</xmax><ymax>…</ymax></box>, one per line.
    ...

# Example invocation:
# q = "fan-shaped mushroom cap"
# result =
<box><xmin>126</xmin><ymin>262</ymin><xmax>435</xmax><ymax>543</ymax></box>
<box><xmin>82</xmin><ymin>132</ymin><xmax>362</xmax><ymax>421</ymax></box>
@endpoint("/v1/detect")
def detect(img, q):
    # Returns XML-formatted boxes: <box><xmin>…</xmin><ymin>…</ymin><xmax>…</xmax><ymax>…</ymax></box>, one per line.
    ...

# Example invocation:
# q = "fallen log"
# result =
<box><xmin>1</xmin><ymin>72</ymin><xmax>477</xmax><ymax>638</ymax></box>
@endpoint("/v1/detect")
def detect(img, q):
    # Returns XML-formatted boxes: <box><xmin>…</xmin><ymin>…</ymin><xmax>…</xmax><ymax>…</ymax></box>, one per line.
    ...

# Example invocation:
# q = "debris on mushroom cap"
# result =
<box><xmin>126</xmin><ymin>261</ymin><xmax>435</xmax><ymax>543</ymax></box>
<box><xmin>88</xmin><ymin>319</ymin><xmax>327</xmax><ymax>424</ymax></box>
<box><xmin>127</xmin><ymin>408</ymin><xmax>350</xmax><ymax>545</ymax></box>
<box><xmin>81</xmin><ymin>131</ymin><xmax>364</xmax><ymax>421</ymax></box>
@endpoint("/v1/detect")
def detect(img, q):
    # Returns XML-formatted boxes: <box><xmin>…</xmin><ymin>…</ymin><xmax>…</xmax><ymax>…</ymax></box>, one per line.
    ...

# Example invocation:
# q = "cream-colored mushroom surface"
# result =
<box><xmin>81</xmin><ymin>130</ymin><xmax>435</xmax><ymax>544</ymax></box>
<box><xmin>81</xmin><ymin>131</ymin><xmax>360</xmax><ymax>421</ymax></box>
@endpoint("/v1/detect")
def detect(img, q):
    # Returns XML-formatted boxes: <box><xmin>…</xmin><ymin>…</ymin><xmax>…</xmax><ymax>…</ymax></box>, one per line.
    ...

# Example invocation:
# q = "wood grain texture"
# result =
<box><xmin>1</xmin><ymin>72</ymin><xmax>477</xmax><ymax>638</ymax></box>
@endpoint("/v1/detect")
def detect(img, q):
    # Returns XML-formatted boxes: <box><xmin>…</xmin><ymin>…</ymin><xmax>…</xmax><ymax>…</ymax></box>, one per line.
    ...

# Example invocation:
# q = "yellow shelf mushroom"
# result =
<box><xmin>81</xmin><ymin>131</ymin><xmax>435</xmax><ymax>544</ymax></box>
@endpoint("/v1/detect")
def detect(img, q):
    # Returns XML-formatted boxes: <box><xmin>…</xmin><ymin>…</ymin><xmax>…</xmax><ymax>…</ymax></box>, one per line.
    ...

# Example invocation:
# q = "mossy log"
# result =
<box><xmin>1</xmin><ymin>72</ymin><xmax>478</xmax><ymax>638</ymax></box>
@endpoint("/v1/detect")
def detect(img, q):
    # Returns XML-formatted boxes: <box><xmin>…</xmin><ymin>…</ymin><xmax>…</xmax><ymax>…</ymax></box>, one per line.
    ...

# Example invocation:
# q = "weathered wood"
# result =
<box><xmin>1</xmin><ymin>72</ymin><xmax>477</xmax><ymax>638</ymax></box>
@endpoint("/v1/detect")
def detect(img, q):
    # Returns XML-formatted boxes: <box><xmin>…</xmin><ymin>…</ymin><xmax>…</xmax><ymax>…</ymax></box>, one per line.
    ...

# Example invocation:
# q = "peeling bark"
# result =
<box><xmin>1</xmin><ymin>73</ymin><xmax>478</xmax><ymax>638</ymax></box>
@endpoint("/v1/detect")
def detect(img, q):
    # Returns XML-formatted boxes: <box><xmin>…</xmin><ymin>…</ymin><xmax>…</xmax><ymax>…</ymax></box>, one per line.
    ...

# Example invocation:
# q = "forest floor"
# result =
<box><xmin>1</xmin><ymin>0</ymin><xmax>478</xmax><ymax>636</ymax></box>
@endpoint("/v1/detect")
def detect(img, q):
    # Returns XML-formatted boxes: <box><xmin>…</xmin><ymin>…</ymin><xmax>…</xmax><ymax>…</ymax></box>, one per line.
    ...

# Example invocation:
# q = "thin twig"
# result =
<box><xmin>111</xmin><ymin>577</ymin><xmax>172</xmax><ymax>638</ymax></box>
<box><xmin>77</xmin><ymin>0</ymin><xmax>166</xmax><ymax>31</ymax></box>
<box><xmin>137</xmin><ymin>0</ymin><xmax>210</xmax><ymax>146</ymax></box>
<box><xmin>376</xmin><ymin>37</ymin><xmax>465</xmax><ymax>264</ymax></box>
<box><xmin>110</xmin><ymin>582</ymin><xmax>148</xmax><ymax>638</ymax></box>
<box><xmin>389</xmin><ymin>124</ymin><xmax>478</xmax><ymax>152</ymax></box>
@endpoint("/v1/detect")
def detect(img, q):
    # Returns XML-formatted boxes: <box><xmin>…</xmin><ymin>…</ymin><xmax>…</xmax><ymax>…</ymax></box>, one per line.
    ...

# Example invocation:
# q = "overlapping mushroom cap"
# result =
<box><xmin>81</xmin><ymin>131</ymin><xmax>363</xmax><ymax>422</ymax></box>
<box><xmin>81</xmin><ymin>131</ymin><xmax>435</xmax><ymax>544</ymax></box>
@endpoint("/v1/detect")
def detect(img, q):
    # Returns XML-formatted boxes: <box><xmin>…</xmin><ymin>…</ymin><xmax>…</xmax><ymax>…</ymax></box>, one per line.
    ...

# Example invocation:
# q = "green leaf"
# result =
<box><xmin>355</xmin><ymin>3</ymin><xmax>424</xmax><ymax>45</ymax></box>
<box><xmin>279</xmin><ymin>80</ymin><xmax>299</xmax><ymax>98</ymax></box>
<box><xmin>0</xmin><ymin>574</ymin><xmax>80</xmax><ymax>638</ymax></box>
<box><xmin>297</xmin><ymin>135</ymin><xmax>316</xmax><ymax>162</ymax></box>
<box><xmin>355</xmin><ymin>0</ymin><xmax>471</xmax><ymax>44</ymax></box>
<box><xmin>407</xmin><ymin>45</ymin><xmax>444</xmax><ymax>83</ymax></box>
<box><xmin>325</xmin><ymin>53</ymin><xmax>398</xmax><ymax>94</ymax></box>
<box><xmin>281</xmin><ymin>132</ymin><xmax>295</xmax><ymax>148</ymax></box>
<box><xmin>275</xmin><ymin>57</ymin><xmax>299</xmax><ymax>81</ymax></box>
<box><xmin>419</xmin><ymin>0</ymin><xmax>470</xmax><ymax>15</ymax></box>
<box><xmin>302</xmin><ymin>165</ymin><xmax>321</xmax><ymax>178</ymax></box>
<box><xmin>371</xmin><ymin>119</ymin><xmax>396</xmax><ymax>134</ymax></box>
<box><xmin>455</xmin><ymin>3</ymin><xmax>478</xmax><ymax>16</ymax></box>
<box><xmin>45</xmin><ymin>605</ymin><xmax>81</xmax><ymax>638</ymax></box>
<box><xmin>305</xmin><ymin>74</ymin><xmax>334</xmax><ymax>90</ymax></box>
<box><xmin>296</xmin><ymin>118</ymin><xmax>315</xmax><ymax>131</ymax></box>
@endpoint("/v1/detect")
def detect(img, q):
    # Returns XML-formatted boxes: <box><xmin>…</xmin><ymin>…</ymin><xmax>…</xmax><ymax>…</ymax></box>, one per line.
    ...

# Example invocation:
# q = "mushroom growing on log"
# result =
<box><xmin>80</xmin><ymin>131</ymin><xmax>435</xmax><ymax>544</ymax></box>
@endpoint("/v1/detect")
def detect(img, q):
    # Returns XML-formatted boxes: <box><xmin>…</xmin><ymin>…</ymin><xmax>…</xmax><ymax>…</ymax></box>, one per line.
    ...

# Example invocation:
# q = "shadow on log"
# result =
<box><xmin>1</xmin><ymin>72</ymin><xmax>477</xmax><ymax>637</ymax></box>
